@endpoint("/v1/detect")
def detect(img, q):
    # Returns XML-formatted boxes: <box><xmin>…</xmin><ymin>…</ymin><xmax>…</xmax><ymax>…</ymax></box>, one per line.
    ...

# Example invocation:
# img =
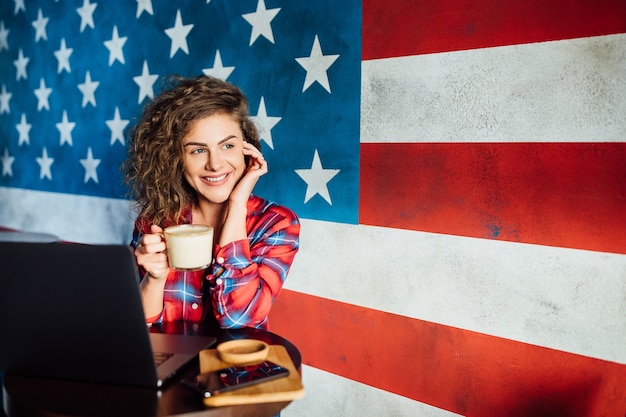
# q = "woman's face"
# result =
<box><xmin>181</xmin><ymin>113</ymin><xmax>247</xmax><ymax>205</ymax></box>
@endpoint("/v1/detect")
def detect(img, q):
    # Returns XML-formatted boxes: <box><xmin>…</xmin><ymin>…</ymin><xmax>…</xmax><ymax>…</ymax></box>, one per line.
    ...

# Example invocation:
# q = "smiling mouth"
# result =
<box><xmin>203</xmin><ymin>173</ymin><xmax>228</xmax><ymax>183</ymax></box>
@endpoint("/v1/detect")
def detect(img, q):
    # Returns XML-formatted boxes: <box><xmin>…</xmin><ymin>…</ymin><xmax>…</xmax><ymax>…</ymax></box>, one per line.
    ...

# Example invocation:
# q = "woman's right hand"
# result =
<box><xmin>135</xmin><ymin>224</ymin><xmax>170</xmax><ymax>280</ymax></box>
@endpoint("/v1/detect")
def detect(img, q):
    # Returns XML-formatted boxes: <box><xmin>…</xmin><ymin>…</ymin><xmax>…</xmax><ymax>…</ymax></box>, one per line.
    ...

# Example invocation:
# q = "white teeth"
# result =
<box><xmin>204</xmin><ymin>174</ymin><xmax>227</xmax><ymax>182</ymax></box>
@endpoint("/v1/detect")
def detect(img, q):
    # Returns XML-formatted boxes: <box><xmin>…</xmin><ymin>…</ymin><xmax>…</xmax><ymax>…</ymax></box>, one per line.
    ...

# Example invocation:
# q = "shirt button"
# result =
<box><xmin>216</xmin><ymin>278</ymin><xmax>223</xmax><ymax>285</ymax></box>
<box><xmin>191</xmin><ymin>303</ymin><xmax>199</xmax><ymax>310</ymax></box>
<box><xmin>217</xmin><ymin>257</ymin><xmax>225</xmax><ymax>264</ymax></box>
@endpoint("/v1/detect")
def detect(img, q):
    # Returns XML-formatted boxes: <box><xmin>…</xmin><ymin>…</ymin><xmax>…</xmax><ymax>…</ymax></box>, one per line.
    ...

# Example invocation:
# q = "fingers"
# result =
<box><xmin>141</xmin><ymin>232</ymin><xmax>165</xmax><ymax>250</ymax></box>
<box><xmin>228</xmin><ymin>144</ymin><xmax>267</xmax><ymax>205</ymax></box>
<box><xmin>242</xmin><ymin>142</ymin><xmax>268</xmax><ymax>174</ymax></box>
<box><xmin>136</xmin><ymin>225</ymin><xmax>170</xmax><ymax>279</ymax></box>
<box><xmin>242</xmin><ymin>141</ymin><xmax>264</xmax><ymax>160</ymax></box>
<box><xmin>139</xmin><ymin>225</ymin><xmax>164</xmax><ymax>250</ymax></box>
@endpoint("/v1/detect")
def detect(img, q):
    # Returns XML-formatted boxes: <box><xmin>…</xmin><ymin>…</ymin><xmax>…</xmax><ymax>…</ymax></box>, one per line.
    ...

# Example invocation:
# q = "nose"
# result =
<box><xmin>206</xmin><ymin>150</ymin><xmax>223</xmax><ymax>171</ymax></box>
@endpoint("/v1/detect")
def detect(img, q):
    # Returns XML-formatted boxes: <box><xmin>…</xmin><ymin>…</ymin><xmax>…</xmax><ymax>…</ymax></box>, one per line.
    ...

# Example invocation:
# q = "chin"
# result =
<box><xmin>197</xmin><ymin>190</ymin><xmax>231</xmax><ymax>205</ymax></box>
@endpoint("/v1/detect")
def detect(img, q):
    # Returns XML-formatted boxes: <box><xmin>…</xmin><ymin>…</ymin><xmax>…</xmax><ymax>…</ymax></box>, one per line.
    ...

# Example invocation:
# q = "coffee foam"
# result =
<box><xmin>164</xmin><ymin>224</ymin><xmax>214</xmax><ymax>270</ymax></box>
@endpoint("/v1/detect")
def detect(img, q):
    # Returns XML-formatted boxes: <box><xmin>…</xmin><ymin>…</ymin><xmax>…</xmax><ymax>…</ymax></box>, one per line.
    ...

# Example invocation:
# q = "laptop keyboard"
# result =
<box><xmin>153</xmin><ymin>351</ymin><xmax>174</xmax><ymax>366</ymax></box>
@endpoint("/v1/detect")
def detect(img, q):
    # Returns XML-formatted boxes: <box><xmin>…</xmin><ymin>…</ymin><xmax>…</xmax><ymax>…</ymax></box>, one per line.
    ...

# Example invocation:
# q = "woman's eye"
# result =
<box><xmin>191</xmin><ymin>148</ymin><xmax>206</xmax><ymax>154</ymax></box>
<box><xmin>223</xmin><ymin>143</ymin><xmax>234</xmax><ymax>150</ymax></box>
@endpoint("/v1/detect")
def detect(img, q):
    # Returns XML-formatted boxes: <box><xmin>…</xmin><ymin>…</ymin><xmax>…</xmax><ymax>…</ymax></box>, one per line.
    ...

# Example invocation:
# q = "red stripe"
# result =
<box><xmin>359</xmin><ymin>142</ymin><xmax>626</xmax><ymax>255</ymax></box>
<box><xmin>363</xmin><ymin>0</ymin><xmax>626</xmax><ymax>60</ymax></box>
<box><xmin>269</xmin><ymin>290</ymin><xmax>626</xmax><ymax>417</ymax></box>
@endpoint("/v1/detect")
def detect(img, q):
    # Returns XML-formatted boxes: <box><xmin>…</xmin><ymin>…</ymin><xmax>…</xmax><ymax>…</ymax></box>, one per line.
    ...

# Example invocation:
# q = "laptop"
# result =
<box><xmin>0</xmin><ymin>241</ymin><xmax>216</xmax><ymax>388</ymax></box>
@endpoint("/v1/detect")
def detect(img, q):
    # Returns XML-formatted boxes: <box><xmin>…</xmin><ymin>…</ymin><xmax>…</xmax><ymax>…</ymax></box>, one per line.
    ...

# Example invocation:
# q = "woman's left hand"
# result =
<box><xmin>230</xmin><ymin>142</ymin><xmax>268</xmax><ymax>205</ymax></box>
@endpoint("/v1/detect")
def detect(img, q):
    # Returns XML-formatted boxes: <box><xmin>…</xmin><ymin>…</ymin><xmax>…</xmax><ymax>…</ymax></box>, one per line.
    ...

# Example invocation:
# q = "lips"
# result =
<box><xmin>201</xmin><ymin>173</ymin><xmax>229</xmax><ymax>185</ymax></box>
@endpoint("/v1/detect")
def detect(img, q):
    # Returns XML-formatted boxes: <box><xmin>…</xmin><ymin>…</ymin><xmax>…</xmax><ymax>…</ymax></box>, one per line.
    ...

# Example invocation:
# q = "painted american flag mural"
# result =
<box><xmin>1</xmin><ymin>1</ymin><xmax>625</xmax><ymax>416</ymax></box>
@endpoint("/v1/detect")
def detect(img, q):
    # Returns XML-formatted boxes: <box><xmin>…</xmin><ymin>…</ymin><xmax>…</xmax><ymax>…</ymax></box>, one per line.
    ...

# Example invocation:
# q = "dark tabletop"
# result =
<box><xmin>1</xmin><ymin>321</ymin><xmax>301</xmax><ymax>417</ymax></box>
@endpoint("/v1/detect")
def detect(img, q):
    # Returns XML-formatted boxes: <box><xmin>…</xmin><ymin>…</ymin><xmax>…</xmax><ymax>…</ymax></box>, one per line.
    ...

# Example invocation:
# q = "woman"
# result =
<box><xmin>124</xmin><ymin>75</ymin><xmax>300</xmax><ymax>330</ymax></box>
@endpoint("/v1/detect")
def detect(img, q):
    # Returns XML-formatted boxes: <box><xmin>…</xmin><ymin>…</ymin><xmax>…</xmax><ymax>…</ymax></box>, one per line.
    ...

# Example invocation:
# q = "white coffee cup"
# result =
<box><xmin>163</xmin><ymin>224</ymin><xmax>214</xmax><ymax>270</ymax></box>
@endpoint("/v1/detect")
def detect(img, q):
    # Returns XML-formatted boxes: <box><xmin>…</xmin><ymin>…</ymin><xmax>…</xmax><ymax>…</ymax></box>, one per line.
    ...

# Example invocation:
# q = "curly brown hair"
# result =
<box><xmin>123</xmin><ymin>75</ymin><xmax>261</xmax><ymax>227</ymax></box>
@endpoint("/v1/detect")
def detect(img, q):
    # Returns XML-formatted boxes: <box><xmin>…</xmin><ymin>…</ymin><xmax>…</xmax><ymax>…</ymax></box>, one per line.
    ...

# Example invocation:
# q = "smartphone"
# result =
<box><xmin>182</xmin><ymin>360</ymin><xmax>290</xmax><ymax>398</ymax></box>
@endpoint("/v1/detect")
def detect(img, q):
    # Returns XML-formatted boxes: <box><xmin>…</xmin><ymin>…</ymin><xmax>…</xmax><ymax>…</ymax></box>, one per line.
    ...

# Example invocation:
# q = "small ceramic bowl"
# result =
<box><xmin>216</xmin><ymin>339</ymin><xmax>270</xmax><ymax>364</ymax></box>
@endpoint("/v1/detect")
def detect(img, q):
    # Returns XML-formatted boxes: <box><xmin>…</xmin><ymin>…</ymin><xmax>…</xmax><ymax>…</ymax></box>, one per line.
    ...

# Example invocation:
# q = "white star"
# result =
<box><xmin>0</xmin><ymin>84</ymin><xmax>12</xmax><ymax>114</ymax></box>
<box><xmin>1</xmin><ymin>148</ymin><xmax>15</xmax><ymax>177</ymax></box>
<box><xmin>13</xmin><ymin>49</ymin><xmax>29</xmax><ymax>80</ymax></box>
<box><xmin>77</xmin><ymin>71</ymin><xmax>99</xmax><ymax>107</ymax></box>
<box><xmin>80</xmin><ymin>147</ymin><xmax>100</xmax><ymax>183</ymax></box>
<box><xmin>251</xmin><ymin>97</ymin><xmax>281</xmax><ymax>150</ymax></box>
<box><xmin>295</xmin><ymin>150</ymin><xmax>340</xmax><ymax>205</ymax></box>
<box><xmin>106</xmin><ymin>107</ymin><xmax>129</xmax><ymax>145</ymax></box>
<box><xmin>242</xmin><ymin>0</ymin><xmax>280</xmax><ymax>46</ymax></box>
<box><xmin>36</xmin><ymin>147</ymin><xmax>54</xmax><ymax>180</ymax></box>
<box><xmin>14</xmin><ymin>0</ymin><xmax>25</xmax><ymax>15</ymax></box>
<box><xmin>136</xmin><ymin>0</ymin><xmax>153</xmax><ymax>18</ymax></box>
<box><xmin>32</xmin><ymin>8</ymin><xmax>49</xmax><ymax>42</ymax></box>
<box><xmin>16</xmin><ymin>113</ymin><xmax>31</xmax><ymax>146</ymax></box>
<box><xmin>165</xmin><ymin>9</ymin><xmax>193</xmax><ymax>58</ymax></box>
<box><xmin>104</xmin><ymin>25</ymin><xmax>127</xmax><ymax>66</ymax></box>
<box><xmin>76</xmin><ymin>0</ymin><xmax>97</xmax><ymax>32</ymax></box>
<box><xmin>0</xmin><ymin>21</ymin><xmax>9</xmax><ymax>51</ymax></box>
<box><xmin>34</xmin><ymin>78</ymin><xmax>52</xmax><ymax>111</ymax></box>
<box><xmin>56</xmin><ymin>110</ymin><xmax>75</xmax><ymax>146</ymax></box>
<box><xmin>54</xmin><ymin>38</ymin><xmax>73</xmax><ymax>73</ymax></box>
<box><xmin>133</xmin><ymin>61</ymin><xmax>158</xmax><ymax>104</ymax></box>
<box><xmin>202</xmin><ymin>50</ymin><xmax>235</xmax><ymax>81</ymax></box>
<box><xmin>295</xmin><ymin>35</ymin><xmax>339</xmax><ymax>93</ymax></box>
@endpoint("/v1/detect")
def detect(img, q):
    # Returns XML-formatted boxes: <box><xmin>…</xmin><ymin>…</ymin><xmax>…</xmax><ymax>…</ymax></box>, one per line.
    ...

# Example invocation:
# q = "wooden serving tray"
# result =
<box><xmin>198</xmin><ymin>345</ymin><xmax>305</xmax><ymax>407</ymax></box>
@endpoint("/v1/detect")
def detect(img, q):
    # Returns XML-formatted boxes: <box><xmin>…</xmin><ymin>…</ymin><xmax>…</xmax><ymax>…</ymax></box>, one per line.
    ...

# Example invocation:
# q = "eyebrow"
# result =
<box><xmin>183</xmin><ymin>135</ymin><xmax>237</xmax><ymax>148</ymax></box>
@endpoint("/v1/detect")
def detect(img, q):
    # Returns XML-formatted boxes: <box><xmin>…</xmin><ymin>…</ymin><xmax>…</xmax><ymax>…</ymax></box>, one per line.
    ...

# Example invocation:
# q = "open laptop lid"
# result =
<box><xmin>0</xmin><ymin>241</ymin><xmax>214</xmax><ymax>388</ymax></box>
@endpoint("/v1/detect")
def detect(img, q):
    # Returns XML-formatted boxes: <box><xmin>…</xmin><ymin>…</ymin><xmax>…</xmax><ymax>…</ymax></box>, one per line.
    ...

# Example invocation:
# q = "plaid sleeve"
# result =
<box><xmin>206</xmin><ymin>201</ymin><xmax>300</xmax><ymax>329</ymax></box>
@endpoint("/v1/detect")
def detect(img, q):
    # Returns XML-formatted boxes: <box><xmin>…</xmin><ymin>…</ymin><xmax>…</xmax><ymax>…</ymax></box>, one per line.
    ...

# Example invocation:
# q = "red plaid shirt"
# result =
<box><xmin>131</xmin><ymin>195</ymin><xmax>300</xmax><ymax>329</ymax></box>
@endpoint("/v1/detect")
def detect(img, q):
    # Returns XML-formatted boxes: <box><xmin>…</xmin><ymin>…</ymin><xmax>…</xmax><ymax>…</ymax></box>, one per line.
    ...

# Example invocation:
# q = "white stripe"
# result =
<box><xmin>5</xmin><ymin>187</ymin><xmax>624</xmax><ymax>364</ymax></box>
<box><xmin>361</xmin><ymin>33</ymin><xmax>626</xmax><ymax>143</ymax></box>
<box><xmin>282</xmin><ymin>365</ymin><xmax>463</xmax><ymax>417</ymax></box>
<box><xmin>285</xmin><ymin>219</ymin><xmax>626</xmax><ymax>364</ymax></box>
<box><xmin>0</xmin><ymin>187</ymin><xmax>134</xmax><ymax>244</ymax></box>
